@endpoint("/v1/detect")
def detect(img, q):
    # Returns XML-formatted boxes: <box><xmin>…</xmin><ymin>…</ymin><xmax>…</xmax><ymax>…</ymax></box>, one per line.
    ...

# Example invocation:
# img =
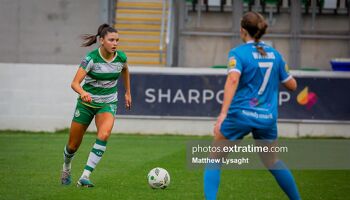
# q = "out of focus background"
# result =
<box><xmin>1</xmin><ymin>0</ymin><xmax>349</xmax><ymax>68</ymax></box>
<box><xmin>0</xmin><ymin>1</ymin><xmax>350</xmax><ymax>200</ymax></box>
<box><xmin>0</xmin><ymin>0</ymin><xmax>349</xmax><ymax>137</ymax></box>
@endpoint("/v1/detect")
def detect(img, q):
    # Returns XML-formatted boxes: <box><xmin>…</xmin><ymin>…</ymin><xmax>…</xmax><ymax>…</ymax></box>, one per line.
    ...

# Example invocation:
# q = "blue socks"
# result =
<box><xmin>204</xmin><ymin>169</ymin><xmax>221</xmax><ymax>200</ymax></box>
<box><xmin>269</xmin><ymin>160</ymin><xmax>301</xmax><ymax>200</ymax></box>
<box><xmin>203</xmin><ymin>160</ymin><xmax>301</xmax><ymax>200</ymax></box>
<box><xmin>204</xmin><ymin>165</ymin><xmax>221</xmax><ymax>200</ymax></box>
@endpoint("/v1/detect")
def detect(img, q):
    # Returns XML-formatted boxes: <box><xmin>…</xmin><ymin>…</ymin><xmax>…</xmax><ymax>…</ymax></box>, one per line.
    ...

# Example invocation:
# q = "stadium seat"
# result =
<box><xmin>301</xmin><ymin>0</ymin><xmax>311</xmax><ymax>14</ymax></box>
<box><xmin>190</xmin><ymin>0</ymin><xmax>227</xmax><ymax>12</ymax></box>
<box><xmin>207</xmin><ymin>0</ymin><xmax>226</xmax><ymax>12</ymax></box>
<box><xmin>319</xmin><ymin>0</ymin><xmax>341</xmax><ymax>14</ymax></box>
<box><xmin>317</xmin><ymin>0</ymin><xmax>325</xmax><ymax>14</ymax></box>
<box><xmin>300</xmin><ymin>0</ymin><xmax>340</xmax><ymax>14</ymax></box>
<box><xmin>186</xmin><ymin>0</ymin><xmax>197</xmax><ymax>12</ymax></box>
<box><xmin>260</xmin><ymin>0</ymin><xmax>282</xmax><ymax>25</ymax></box>
<box><xmin>261</xmin><ymin>0</ymin><xmax>283</xmax><ymax>14</ymax></box>
<box><xmin>243</xmin><ymin>0</ymin><xmax>255</xmax><ymax>11</ymax></box>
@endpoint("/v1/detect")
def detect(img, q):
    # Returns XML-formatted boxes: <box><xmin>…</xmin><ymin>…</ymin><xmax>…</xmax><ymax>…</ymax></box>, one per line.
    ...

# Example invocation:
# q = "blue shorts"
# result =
<box><xmin>220</xmin><ymin>116</ymin><xmax>277</xmax><ymax>140</ymax></box>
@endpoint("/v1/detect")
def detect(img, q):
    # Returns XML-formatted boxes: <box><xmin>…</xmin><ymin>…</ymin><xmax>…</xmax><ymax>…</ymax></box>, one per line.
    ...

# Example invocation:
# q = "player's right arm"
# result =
<box><xmin>71</xmin><ymin>56</ymin><xmax>93</xmax><ymax>103</ymax></box>
<box><xmin>71</xmin><ymin>68</ymin><xmax>91</xmax><ymax>103</ymax></box>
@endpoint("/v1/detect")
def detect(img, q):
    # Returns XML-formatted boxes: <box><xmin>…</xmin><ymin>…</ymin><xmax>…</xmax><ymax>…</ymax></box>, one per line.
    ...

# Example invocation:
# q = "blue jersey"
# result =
<box><xmin>226</xmin><ymin>41</ymin><xmax>291</xmax><ymax>128</ymax></box>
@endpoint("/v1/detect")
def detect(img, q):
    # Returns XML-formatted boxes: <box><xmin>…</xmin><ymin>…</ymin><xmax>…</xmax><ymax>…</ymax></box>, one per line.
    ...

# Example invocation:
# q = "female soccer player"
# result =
<box><xmin>204</xmin><ymin>12</ymin><xmax>301</xmax><ymax>200</ymax></box>
<box><xmin>60</xmin><ymin>24</ymin><xmax>131</xmax><ymax>187</ymax></box>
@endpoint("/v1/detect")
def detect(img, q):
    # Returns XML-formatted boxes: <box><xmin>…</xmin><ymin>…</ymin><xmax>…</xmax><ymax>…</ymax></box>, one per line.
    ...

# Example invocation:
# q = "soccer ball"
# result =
<box><xmin>147</xmin><ymin>167</ymin><xmax>170</xmax><ymax>189</ymax></box>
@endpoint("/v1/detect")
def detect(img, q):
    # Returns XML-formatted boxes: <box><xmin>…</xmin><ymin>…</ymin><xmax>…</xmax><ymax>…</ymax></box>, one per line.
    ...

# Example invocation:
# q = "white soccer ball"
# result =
<box><xmin>147</xmin><ymin>167</ymin><xmax>170</xmax><ymax>189</ymax></box>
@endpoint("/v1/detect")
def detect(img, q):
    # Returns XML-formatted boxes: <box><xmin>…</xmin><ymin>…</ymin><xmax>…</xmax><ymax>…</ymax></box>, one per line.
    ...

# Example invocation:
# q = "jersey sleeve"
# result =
<box><xmin>227</xmin><ymin>50</ymin><xmax>243</xmax><ymax>74</ymax></box>
<box><xmin>79</xmin><ymin>55</ymin><xmax>93</xmax><ymax>72</ymax></box>
<box><xmin>117</xmin><ymin>51</ymin><xmax>128</xmax><ymax>65</ymax></box>
<box><xmin>278</xmin><ymin>55</ymin><xmax>292</xmax><ymax>83</ymax></box>
<box><xmin>123</xmin><ymin>54</ymin><xmax>128</xmax><ymax>64</ymax></box>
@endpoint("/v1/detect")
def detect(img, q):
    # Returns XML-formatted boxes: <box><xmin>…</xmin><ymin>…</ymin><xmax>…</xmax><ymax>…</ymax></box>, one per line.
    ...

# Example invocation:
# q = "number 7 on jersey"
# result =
<box><xmin>258</xmin><ymin>62</ymin><xmax>273</xmax><ymax>95</ymax></box>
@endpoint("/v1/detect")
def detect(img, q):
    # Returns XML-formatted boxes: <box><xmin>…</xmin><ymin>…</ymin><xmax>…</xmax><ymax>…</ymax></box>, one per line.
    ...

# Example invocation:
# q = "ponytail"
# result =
<box><xmin>241</xmin><ymin>11</ymin><xmax>268</xmax><ymax>56</ymax></box>
<box><xmin>255</xmin><ymin>44</ymin><xmax>267</xmax><ymax>57</ymax></box>
<box><xmin>80</xmin><ymin>24</ymin><xmax>118</xmax><ymax>47</ymax></box>
<box><xmin>80</xmin><ymin>34</ymin><xmax>97</xmax><ymax>47</ymax></box>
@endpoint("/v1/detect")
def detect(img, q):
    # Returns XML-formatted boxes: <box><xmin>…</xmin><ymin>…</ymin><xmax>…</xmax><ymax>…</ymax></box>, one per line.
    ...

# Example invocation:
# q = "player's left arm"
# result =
<box><xmin>278</xmin><ymin>55</ymin><xmax>297</xmax><ymax>91</ymax></box>
<box><xmin>122</xmin><ymin>63</ymin><xmax>131</xmax><ymax>110</ymax></box>
<box><xmin>283</xmin><ymin>77</ymin><xmax>297</xmax><ymax>91</ymax></box>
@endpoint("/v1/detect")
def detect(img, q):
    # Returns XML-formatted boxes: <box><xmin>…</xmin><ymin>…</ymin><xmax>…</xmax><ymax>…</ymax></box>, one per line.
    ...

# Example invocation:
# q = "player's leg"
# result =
<box><xmin>61</xmin><ymin>102</ymin><xmax>93</xmax><ymax>185</ymax></box>
<box><xmin>61</xmin><ymin>121</ymin><xmax>89</xmax><ymax>185</ymax></box>
<box><xmin>254</xmin><ymin>128</ymin><xmax>301</xmax><ymax>200</ymax></box>
<box><xmin>78</xmin><ymin>105</ymin><xmax>115</xmax><ymax>187</ymax></box>
<box><xmin>204</xmin><ymin>117</ymin><xmax>250</xmax><ymax>200</ymax></box>
<box><xmin>204</xmin><ymin>129</ymin><xmax>227</xmax><ymax>200</ymax></box>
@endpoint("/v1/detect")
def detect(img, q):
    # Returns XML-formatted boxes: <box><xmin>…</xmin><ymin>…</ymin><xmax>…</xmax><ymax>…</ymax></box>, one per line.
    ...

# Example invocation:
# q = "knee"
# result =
<box><xmin>98</xmin><ymin>131</ymin><xmax>111</xmax><ymax>141</ymax></box>
<box><xmin>214</xmin><ymin>130</ymin><xmax>226</xmax><ymax>141</ymax></box>
<box><xmin>263</xmin><ymin>159</ymin><xmax>279</xmax><ymax>169</ymax></box>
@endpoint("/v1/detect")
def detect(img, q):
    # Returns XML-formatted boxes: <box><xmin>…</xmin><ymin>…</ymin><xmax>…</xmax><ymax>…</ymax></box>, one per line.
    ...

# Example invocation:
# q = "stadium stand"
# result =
<box><xmin>115</xmin><ymin>0</ymin><xmax>169</xmax><ymax>66</ymax></box>
<box><xmin>177</xmin><ymin>0</ymin><xmax>349</xmax><ymax>69</ymax></box>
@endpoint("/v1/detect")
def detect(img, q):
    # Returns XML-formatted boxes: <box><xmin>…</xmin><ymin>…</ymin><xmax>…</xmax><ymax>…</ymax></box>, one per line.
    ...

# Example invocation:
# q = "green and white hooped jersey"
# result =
<box><xmin>79</xmin><ymin>48</ymin><xmax>127</xmax><ymax>107</ymax></box>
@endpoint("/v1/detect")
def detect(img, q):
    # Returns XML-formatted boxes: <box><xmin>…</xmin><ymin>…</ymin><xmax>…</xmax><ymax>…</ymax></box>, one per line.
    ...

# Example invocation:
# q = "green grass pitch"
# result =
<box><xmin>0</xmin><ymin>131</ymin><xmax>349</xmax><ymax>200</ymax></box>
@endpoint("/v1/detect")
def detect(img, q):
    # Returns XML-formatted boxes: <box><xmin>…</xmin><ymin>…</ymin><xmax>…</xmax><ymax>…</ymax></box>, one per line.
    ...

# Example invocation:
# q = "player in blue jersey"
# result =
<box><xmin>204</xmin><ymin>12</ymin><xmax>301</xmax><ymax>200</ymax></box>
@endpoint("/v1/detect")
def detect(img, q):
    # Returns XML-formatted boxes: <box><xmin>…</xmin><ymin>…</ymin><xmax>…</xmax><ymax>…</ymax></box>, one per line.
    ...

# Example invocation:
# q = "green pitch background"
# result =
<box><xmin>0</xmin><ymin>131</ymin><xmax>349</xmax><ymax>200</ymax></box>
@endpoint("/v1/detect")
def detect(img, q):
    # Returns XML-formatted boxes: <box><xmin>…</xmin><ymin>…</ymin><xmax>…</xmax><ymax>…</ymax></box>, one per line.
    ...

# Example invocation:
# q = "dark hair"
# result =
<box><xmin>241</xmin><ymin>12</ymin><xmax>268</xmax><ymax>56</ymax></box>
<box><xmin>80</xmin><ymin>24</ymin><xmax>118</xmax><ymax>47</ymax></box>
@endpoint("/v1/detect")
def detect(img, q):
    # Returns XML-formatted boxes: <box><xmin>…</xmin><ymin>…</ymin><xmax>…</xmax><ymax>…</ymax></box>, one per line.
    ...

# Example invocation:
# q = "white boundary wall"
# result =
<box><xmin>1</xmin><ymin>63</ymin><xmax>350</xmax><ymax>138</ymax></box>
